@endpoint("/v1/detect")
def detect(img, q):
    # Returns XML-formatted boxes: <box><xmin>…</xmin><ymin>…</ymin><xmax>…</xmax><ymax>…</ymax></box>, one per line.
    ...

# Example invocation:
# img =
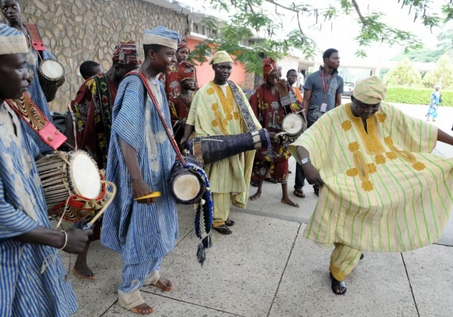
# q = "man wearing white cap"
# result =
<box><xmin>101</xmin><ymin>26</ymin><xmax>180</xmax><ymax>314</ymax></box>
<box><xmin>0</xmin><ymin>23</ymin><xmax>92</xmax><ymax>317</ymax></box>
<box><xmin>291</xmin><ymin>76</ymin><xmax>453</xmax><ymax>295</ymax></box>
<box><xmin>182</xmin><ymin>51</ymin><xmax>261</xmax><ymax>235</ymax></box>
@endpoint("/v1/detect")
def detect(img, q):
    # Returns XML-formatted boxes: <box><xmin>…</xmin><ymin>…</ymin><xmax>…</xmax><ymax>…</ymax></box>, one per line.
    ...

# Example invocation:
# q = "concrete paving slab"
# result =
<box><xmin>236</xmin><ymin>157</ymin><xmax>318</xmax><ymax>224</ymax></box>
<box><xmin>103</xmin><ymin>292</ymin><xmax>240</xmax><ymax>317</ymax></box>
<box><xmin>438</xmin><ymin>214</ymin><xmax>453</xmax><ymax>246</ymax></box>
<box><xmin>58</xmin><ymin>206</ymin><xmax>198</xmax><ymax>317</ymax></box>
<box><xmin>403</xmin><ymin>245</ymin><xmax>453</xmax><ymax>317</ymax></box>
<box><xmin>269</xmin><ymin>225</ymin><xmax>418</xmax><ymax>317</ymax></box>
<box><xmin>68</xmin><ymin>245</ymin><xmax>121</xmax><ymax>317</ymax></box>
<box><xmin>142</xmin><ymin>211</ymin><xmax>300</xmax><ymax>317</ymax></box>
<box><xmin>175</xmin><ymin>204</ymin><xmax>198</xmax><ymax>243</ymax></box>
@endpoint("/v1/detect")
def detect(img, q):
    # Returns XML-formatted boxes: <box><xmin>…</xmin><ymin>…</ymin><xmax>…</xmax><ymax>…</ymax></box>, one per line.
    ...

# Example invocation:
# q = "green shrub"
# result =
<box><xmin>385</xmin><ymin>87</ymin><xmax>453</xmax><ymax>106</ymax></box>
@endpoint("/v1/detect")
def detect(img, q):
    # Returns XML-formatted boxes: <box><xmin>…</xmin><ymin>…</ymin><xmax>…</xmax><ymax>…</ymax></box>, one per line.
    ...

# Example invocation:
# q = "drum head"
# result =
<box><xmin>173</xmin><ymin>173</ymin><xmax>201</xmax><ymax>201</ymax></box>
<box><xmin>40</xmin><ymin>60</ymin><xmax>64</xmax><ymax>79</ymax></box>
<box><xmin>70</xmin><ymin>152</ymin><xmax>101</xmax><ymax>199</ymax></box>
<box><xmin>282</xmin><ymin>113</ymin><xmax>304</xmax><ymax>136</ymax></box>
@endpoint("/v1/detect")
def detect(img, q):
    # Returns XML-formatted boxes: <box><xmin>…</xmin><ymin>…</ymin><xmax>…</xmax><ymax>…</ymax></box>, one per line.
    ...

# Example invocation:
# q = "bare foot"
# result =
<box><xmin>130</xmin><ymin>303</ymin><xmax>154</xmax><ymax>315</ymax></box>
<box><xmin>281</xmin><ymin>198</ymin><xmax>299</xmax><ymax>208</ymax></box>
<box><xmin>250</xmin><ymin>192</ymin><xmax>261</xmax><ymax>201</ymax></box>
<box><xmin>73</xmin><ymin>265</ymin><xmax>96</xmax><ymax>280</ymax></box>
<box><xmin>154</xmin><ymin>277</ymin><xmax>173</xmax><ymax>292</ymax></box>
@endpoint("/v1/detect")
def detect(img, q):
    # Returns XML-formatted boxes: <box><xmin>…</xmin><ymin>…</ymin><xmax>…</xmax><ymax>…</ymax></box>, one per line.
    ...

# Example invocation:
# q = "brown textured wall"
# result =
<box><xmin>1</xmin><ymin>0</ymin><xmax>189</xmax><ymax>112</ymax></box>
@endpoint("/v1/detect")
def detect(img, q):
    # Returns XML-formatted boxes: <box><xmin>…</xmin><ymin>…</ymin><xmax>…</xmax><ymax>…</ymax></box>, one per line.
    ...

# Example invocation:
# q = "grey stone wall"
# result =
<box><xmin>1</xmin><ymin>0</ymin><xmax>189</xmax><ymax>112</ymax></box>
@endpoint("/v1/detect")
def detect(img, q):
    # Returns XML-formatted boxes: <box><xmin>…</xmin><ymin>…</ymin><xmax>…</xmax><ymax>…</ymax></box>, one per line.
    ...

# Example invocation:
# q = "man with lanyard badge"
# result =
<box><xmin>293</xmin><ymin>48</ymin><xmax>343</xmax><ymax>199</ymax></box>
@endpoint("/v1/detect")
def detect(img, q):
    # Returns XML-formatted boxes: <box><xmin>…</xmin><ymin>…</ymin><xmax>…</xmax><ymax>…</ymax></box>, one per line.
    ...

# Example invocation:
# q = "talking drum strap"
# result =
<box><xmin>129</xmin><ymin>71</ymin><xmax>186</xmax><ymax>165</ymax></box>
<box><xmin>5</xmin><ymin>93</ymin><xmax>67</xmax><ymax>150</ymax></box>
<box><xmin>24</xmin><ymin>23</ymin><xmax>46</xmax><ymax>52</ymax></box>
<box><xmin>227</xmin><ymin>80</ymin><xmax>257</xmax><ymax>132</ymax></box>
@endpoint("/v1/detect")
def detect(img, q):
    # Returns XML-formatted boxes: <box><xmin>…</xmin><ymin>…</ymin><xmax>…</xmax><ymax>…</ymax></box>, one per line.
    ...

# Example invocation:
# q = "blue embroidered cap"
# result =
<box><xmin>143</xmin><ymin>26</ymin><xmax>181</xmax><ymax>50</ymax></box>
<box><xmin>0</xmin><ymin>23</ymin><xmax>28</xmax><ymax>55</ymax></box>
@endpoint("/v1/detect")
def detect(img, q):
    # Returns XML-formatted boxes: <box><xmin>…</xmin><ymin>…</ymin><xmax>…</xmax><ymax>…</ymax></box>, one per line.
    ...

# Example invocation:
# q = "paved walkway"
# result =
<box><xmin>62</xmin><ymin>103</ymin><xmax>453</xmax><ymax>317</ymax></box>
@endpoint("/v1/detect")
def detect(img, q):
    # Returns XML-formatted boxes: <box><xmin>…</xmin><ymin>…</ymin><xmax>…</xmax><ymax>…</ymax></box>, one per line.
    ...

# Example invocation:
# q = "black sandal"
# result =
<box><xmin>293</xmin><ymin>189</ymin><xmax>305</xmax><ymax>198</ymax></box>
<box><xmin>213</xmin><ymin>225</ymin><xmax>232</xmax><ymax>235</ymax></box>
<box><xmin>225</xmin><ymin>219</ymin><xmax>235</xmax><ymax>227</ymax></box>
<box><xmin>330</xmin><ymin>273</ymin><xmax>347</xmax><ymax>295</ymax></box>
<box><xmin>314</xmin><ymin>185</ymin><xmax>319</xmax><ymax>196</ymax></box>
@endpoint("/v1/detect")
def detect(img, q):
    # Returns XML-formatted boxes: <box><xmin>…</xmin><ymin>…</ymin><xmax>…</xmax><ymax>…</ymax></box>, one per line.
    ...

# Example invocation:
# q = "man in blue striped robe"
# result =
<box><xmin>0</xmin><ymin>23</ymin><xmax>92</xmax><ymax>317</ymax></box>
<box><xmin>101</xmin><ymin>26</ymin><xmax>181</xmax><ymax>315</ymax></box>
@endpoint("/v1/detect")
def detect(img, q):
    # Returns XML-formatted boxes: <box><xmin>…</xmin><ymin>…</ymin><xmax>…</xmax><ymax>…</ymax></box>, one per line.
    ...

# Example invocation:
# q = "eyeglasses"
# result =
<box><xmin>355</xmin><ymin>103</ymin><xmax>380</xmax><ymax>111</ymax></box>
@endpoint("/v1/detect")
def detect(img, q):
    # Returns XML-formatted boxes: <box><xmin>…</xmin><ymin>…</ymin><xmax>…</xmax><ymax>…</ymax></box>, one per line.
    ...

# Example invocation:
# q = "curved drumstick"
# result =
<box><xmin>83</xmin><ymin>181</ymin><xmax>117</xmax><ymax>230</ymax></box>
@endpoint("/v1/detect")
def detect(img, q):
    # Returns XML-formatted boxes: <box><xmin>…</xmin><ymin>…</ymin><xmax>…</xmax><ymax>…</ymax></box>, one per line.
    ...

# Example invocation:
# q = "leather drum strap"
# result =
<box><xmin>24</xmin><ymin>23</ymin><xmax>46</xmax><ymax>52</ymax></box>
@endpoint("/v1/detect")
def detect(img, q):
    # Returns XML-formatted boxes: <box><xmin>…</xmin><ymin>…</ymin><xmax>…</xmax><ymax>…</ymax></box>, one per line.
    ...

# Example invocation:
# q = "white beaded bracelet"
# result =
<box><xmin>58</xmin><ymin>230</ymin><xmax>68</xmax><ymax>250</ymax></box>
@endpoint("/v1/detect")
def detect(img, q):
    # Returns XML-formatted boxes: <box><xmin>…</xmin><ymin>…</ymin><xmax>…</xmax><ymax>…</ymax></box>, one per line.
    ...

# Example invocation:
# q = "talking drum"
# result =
<box><xmin>187</xmin><ymin>128</ymin><xmax>270</xmax><ymax>165</ymax></box>
<box><xmin>281</xmin><ymin>113</ymin><xmax>305</xmax><ymax>142</ymax></box>
<box><xmin>38</xmin><ymin>59</ymin><xmax>65</xmax><ymax>102</ymax></box>
<box><xmin>36</xmin><ymin>150</ymin><xmax>107</xmax><ymax>222</ymax></box>
<box><xmin>168</xmin><ymin>155</ymin><xmax>206</xmax><ymax>205</ymax></box>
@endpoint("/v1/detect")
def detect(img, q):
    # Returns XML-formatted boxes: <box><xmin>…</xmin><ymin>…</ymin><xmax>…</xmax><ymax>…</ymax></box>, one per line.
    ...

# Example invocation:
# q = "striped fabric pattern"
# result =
<box><xmin>290</xmin><ymin>102</ymin><xmax>453</xmax><ymax>252</ymax></box>
<box><xmin>101</xmin><ymin>76</ymin><xmax>178</xmax><ymax>265</ymax></box>
<box><xmin>187</xmin><ymin>81</ymin><xmax>260</xmax><ymax>203</ymax></box>
<box><xmin>0</xmin><ymin>103</ymin><xmax>77</xmax><ymax>317</ymax></box>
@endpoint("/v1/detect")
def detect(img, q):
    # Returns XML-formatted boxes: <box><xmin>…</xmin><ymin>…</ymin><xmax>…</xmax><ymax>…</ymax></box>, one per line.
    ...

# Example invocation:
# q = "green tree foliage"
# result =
<box><xmin>393</xmin><ymin>27</ymin><xmax>453</xmax><ymax>63</ymax></box>
<box><xmin>423</xmin><ymin>54</ymin><xmax>453</xmax><ymax>89</ymax></box>
<box><xmin>190</xmin><ymin>0</ymin><xmax>447</xmax><ymax>73</ymax></box>
<box><xmin>392</xmin><ymin>48</ymin><xmax>444</xmax><ymax>63</ymax></box>
<box><xmin>383</xmin><ymin>57</ymin><xmax>422</xmax><ymax>87</ymax></box>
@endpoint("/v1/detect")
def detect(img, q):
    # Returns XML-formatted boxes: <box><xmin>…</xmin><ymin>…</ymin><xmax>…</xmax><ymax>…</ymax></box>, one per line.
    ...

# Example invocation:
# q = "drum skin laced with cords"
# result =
<box><xmin>38</xmin><ymin>59</ymin><xmax>65</xmax><ymax>102</ymax></box>
<box><xmin>36</xmin><ymin>150</ymin><xmax>115</xmax><ymax>223</ymax></box>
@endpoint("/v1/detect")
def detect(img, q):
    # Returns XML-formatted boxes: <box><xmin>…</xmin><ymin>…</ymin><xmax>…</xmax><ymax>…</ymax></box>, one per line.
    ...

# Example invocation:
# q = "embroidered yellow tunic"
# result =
<box><xmin>290</xmin><ymin>102</ymin><xmax>453</xmax><ymax>252</ymax></box>
<box><xmin>187</xmin><ymin>81</ymin><xmax>261</xmax><ymax>203</ymax></box>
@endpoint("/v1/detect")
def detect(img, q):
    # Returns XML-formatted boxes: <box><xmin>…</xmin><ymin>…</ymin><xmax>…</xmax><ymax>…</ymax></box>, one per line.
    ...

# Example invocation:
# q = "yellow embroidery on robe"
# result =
<box><xmin>376</xmin><ymin>113</ymin><xmax>386</xmax><ymax>122</ymax></box>
<box><xmin>342</xmin><ymin>120</ymin><xmax>352</xmax><ymax>131</ymax></box>
<box><xmin>345</xmin><ymin>104</ymin><xmax>386</xmax><ymax>155</ymax></box>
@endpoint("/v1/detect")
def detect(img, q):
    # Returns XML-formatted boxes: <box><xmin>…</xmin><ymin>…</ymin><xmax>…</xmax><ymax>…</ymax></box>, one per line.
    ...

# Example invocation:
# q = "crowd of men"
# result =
<box><xmin>2</xmin><ymin>0</ymin><xmax>453</xmax><ymax>316</ymax></box>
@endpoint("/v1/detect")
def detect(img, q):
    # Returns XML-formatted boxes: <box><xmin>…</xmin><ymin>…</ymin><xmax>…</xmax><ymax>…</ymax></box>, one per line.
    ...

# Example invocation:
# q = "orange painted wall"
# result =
<box><xmin>186</xmin><ymin>38</ymin><xmax>247</xmax><ymax>88</ymax></box>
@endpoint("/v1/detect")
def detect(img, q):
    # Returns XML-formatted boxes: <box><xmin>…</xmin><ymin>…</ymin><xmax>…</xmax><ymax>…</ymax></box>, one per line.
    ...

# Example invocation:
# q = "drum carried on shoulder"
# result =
<box><xmin>38</xmin><ymin>59</ymin><xmax>65</xmax><ymax>103</ymax></box>
<box><xmin>36</xmin><ymin>150</ymin><xmax>115</xmax><ymax>222</ymax></box>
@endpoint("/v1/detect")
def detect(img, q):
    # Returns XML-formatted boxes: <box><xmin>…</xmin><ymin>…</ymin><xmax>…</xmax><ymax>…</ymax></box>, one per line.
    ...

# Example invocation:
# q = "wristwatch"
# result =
<box><xmin>301</xmin><ymin>157</ymin><xmax>310</xmax><ymax>165</ymax></box>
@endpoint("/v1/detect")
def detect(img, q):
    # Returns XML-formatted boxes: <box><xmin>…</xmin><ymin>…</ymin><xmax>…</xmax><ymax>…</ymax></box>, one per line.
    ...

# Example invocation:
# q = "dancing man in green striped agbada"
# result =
<box><xmin>290</xmin><ymin>76</ymin><xmax>453</xmax><ymax>295</ymax></box>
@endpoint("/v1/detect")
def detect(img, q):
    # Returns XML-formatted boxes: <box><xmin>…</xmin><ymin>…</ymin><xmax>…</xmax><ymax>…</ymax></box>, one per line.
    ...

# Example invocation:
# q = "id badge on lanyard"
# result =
<box><xmin>321</xmin><ymin>72</ymin><xmax>328</xmax><ymax>113</ymax></box>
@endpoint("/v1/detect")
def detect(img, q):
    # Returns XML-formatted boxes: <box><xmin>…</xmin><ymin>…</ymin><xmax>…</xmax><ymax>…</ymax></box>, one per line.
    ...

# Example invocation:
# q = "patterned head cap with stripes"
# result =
<box><xmin>0</xmin><ymin>23</ymin><xmax>28</xmax><ymax>56</ymax></box>
<box><xmin>353</xmin><ymin>75</ymin><xmax>387</xmax><ymax>105</ymax></box>
<box><xmin>112</xmin><ymin>40</ymin><xmax>142</xmax><ymax>65</ymax></box>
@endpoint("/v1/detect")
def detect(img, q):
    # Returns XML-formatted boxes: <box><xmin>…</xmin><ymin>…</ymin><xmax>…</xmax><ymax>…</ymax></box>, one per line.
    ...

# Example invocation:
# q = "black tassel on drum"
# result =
<box><xmin>184</xmin><ymin>161</ymin><xmax>213</xmax><ymax>266</ymax></box>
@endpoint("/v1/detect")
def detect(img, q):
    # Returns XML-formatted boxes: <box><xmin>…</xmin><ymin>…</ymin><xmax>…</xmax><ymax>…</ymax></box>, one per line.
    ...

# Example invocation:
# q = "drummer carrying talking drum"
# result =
<box><xmin>0</xmin><ymin>23</ymin><xmax>92</xmax><ymax>317</ymax></box>
<box><xmin>182</xmin><ymin>51</ymin><xmax>262</xmax><ymax>235</ymax></box>
<box><xmin>67</xmin><ymin>41</ymin><xmax>141</xmax><ymax>281</ymax></box>
<box><xmin>1</xmin><ymin>0</ymin><xmax>64</xmax><ymax>154</ymax></box>
<box><xmin>100</xmin><ymin>26</ymin><xmax>180</xmax><ymax>315</ymax></box>
<box><xmin>249</xmin><ymin>57</ymin><xmax>301</xmax><ymax>208</ymax></box>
